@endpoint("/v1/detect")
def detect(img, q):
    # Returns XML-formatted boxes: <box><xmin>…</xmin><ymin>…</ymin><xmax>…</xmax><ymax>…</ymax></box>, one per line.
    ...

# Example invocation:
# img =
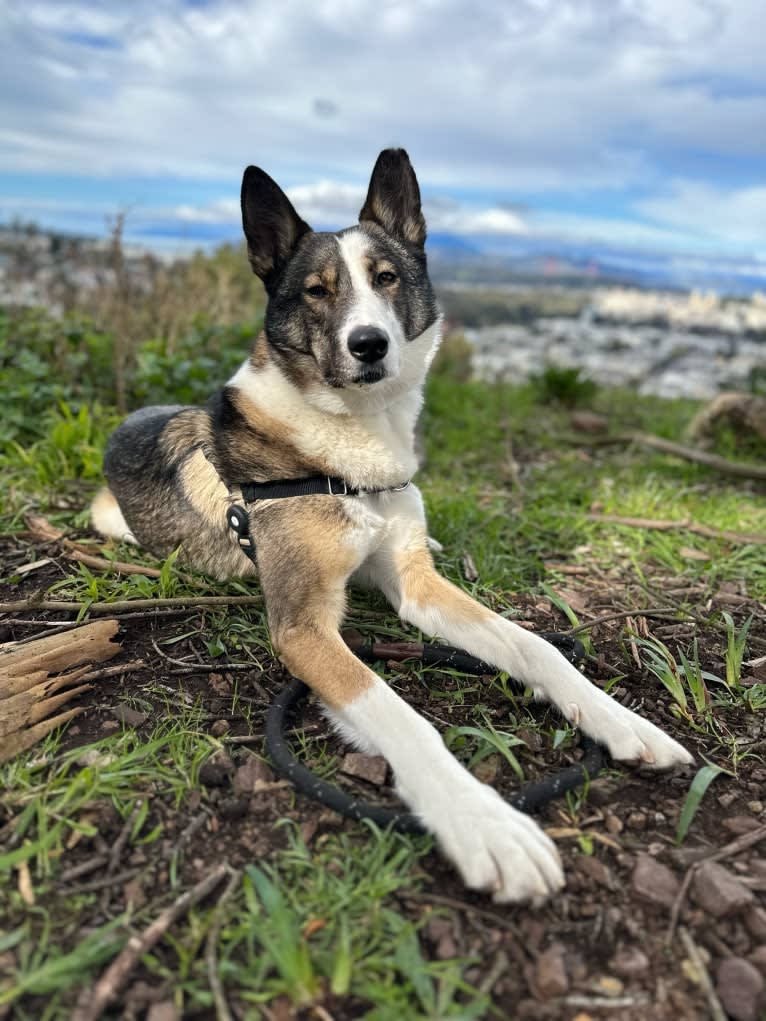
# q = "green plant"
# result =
<box><xmin>721</xmin><ymin>611</ymin><xmax>753</xmax><ymax>688</ymax></box>
<box><xmin>531</xmin><ymin>365</ymin><xmax>597</xmax><ymax>407</ymax></box>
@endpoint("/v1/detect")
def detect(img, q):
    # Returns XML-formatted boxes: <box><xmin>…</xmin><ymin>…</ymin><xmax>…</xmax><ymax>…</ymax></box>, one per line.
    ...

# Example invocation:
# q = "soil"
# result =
<box><xmin>2</xmin><ymin>531</ymin><xmax>766</xmax><ymax>1021</ymax></box>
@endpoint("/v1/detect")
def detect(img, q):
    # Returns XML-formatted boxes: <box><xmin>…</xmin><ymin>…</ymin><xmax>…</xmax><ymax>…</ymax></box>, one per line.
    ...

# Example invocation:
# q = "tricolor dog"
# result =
<box><xmin>92</xmin><ymin>149</ymin><xmax>692</xmax><ymax>903</ymax></box>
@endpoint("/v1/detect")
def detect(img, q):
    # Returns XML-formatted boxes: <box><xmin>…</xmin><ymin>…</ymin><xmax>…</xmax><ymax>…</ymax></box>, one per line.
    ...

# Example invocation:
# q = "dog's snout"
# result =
<box><xmin>348</xmin><ymin>326</ymin><xmax>389</xmax><ymax>364</ymax></box>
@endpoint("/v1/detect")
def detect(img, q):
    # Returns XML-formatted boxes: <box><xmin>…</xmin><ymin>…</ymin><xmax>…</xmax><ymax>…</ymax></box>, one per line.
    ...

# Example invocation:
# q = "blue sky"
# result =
<box><xmin>1</xmin><ymin>0</ymin><xmax>765</xmax><ymax>259</ymax></box>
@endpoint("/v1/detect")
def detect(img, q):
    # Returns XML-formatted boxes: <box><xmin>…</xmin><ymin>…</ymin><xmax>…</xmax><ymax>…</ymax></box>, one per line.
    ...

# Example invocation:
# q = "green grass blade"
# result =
<box><xmin>676</xmin><ymin>764</ymin><xmax>726</xmax><ymax>844</ymax></box>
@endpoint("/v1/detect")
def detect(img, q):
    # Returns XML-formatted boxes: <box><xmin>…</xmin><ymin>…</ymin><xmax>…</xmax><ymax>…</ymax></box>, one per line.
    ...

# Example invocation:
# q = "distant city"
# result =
<box><xmin>2</xmin><ymin>221</ymin><xmax>765</xmax><ymax>402</ymax></box>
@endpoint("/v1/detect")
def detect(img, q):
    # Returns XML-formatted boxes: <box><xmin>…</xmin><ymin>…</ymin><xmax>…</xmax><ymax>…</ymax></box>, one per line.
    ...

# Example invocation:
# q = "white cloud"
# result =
<box><xmin>636</xmin><ymin>181</ymin><xmax>766</xmax><ymax>248</ymax></box>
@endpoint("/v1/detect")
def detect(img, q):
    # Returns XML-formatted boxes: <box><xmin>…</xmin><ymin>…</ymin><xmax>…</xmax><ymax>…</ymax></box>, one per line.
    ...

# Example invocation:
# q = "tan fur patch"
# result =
<box><xmin>179</xmin><ymin>448</ymin><xmax>231</xmax><ymax>523</ymax></box>
<box><xmin>276</xmin><ymin>627</ymin><xmax>374</xmax><ymax>706</ymax></box>
<box><xmin>249</xmin><ymin>331</ymin><xmax>270</xmax><ymax>370</ymax></box>
<box><xmin>395</xmin><ymin>544</ymin><xmax>491</xmax><ymax>625</ymax></box>
<box><xmin>160</xmin><ymin>410</ymin><xmax>213</xmax><ymax>462</ymax></box>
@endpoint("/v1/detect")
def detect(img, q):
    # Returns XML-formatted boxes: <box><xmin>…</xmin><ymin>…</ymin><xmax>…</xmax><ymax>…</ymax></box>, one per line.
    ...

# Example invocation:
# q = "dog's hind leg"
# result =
<box><xmin>90</xmin><ymin>487</ymin><xmax>137</xmax><ymax>544</ymax></box>
<box><xmin>254</xmin><ymin>502</ymin><xmax>564</xmax><ymax>904</ymax></box>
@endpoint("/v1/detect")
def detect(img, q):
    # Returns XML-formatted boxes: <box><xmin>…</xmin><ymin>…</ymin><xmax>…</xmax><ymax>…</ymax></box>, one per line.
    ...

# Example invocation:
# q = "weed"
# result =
<box><xmin>721</xmin><ymin>611</ymin><xmax>753</xmax><ymax>688</ymax></box>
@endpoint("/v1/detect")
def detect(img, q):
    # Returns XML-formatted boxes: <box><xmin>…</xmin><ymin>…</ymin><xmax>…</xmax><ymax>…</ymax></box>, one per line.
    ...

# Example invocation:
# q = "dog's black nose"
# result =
<box><xmin>348</xmin><ymin>326</ymin><xmax>389</xmax><ymax>363</ymax></box>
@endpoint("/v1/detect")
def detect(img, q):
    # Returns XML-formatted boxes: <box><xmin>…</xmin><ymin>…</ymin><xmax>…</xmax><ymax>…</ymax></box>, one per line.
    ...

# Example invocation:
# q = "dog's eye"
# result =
<box><xmin>376</xmin><ymin>271</ymin><xmax>397</xmax><ymax>286</ymax></box>
<box><xmin>305</xmin><ymin>284</ymin><xmax>329</xmax><ymax>299</ymax></box>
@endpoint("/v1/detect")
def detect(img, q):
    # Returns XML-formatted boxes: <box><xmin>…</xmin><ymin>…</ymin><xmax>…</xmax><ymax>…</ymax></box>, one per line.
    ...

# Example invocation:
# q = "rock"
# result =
<box><xmin>715</xmin><ymin>957</ymin><xmax>765</xmax><ymax>1021</ymax></box>
<box><xmin>233</xmin><ymin>756</ymin><xmax>261</xmax><ymax>795</ymax></box>
<box><xmin>147</xmin><ymin>1003</ymin><xmax>180</xmax><ymax>1021</ymax></box>
<box><xmin>745</xmin><ymin>906</ymin><xmax>766</xmax><ymax>941</ymax></box>
<box><xmin>576</xmin><ymin>855</ymin><xmax>614</xmax><ymax>889</ymax></box>
<box><xmin>749</xmin><ymin>946</ymin><xmax>766</xmax><ymax>976</ymax></box>
<box><xmin>218</xmin><ymin>796</ymin><xmax>249</xmax><ymax>819</ymax></box>
<box><xmin>534</xmin><ymin>942</ymin><xmax>569</xmax><ymax>999</ymax></box>
<box><xmin>592</xmin><ymin>976</ymin><xmax>624</xmax><ymax>997</ymax></box>
<box><xmin>570</xmin><ymin>410</ymin><xmax>609</xmax><ymax>433</ymax></box>
<box><xmin>691</xmin><ymin>861</ymin><xmax>755</xmax><ymax>918</ymax></box>
<box><xmin>748</xmin><ymin>800</ymin><xmax>764</xmax><ymax>814</ymax></box>
<box><xmin>210</xmin><ymin>719</ymin><xmax>229</xmax><ymax>737</ymax></box>
<box><xmin>605</xmin><ymin>812</ymin><xmax>623</xmax><ymax>834</ymax></box>
<box><xmin>113</xmin><ymin>703</ymin><xmax>148</xmax><ymax>728</ymax></box>
<box><xmin>198</xmin><ymin>751</ymin><xmax>234</xmax><ymax>788</ymax></box>
<box><xmin>717</xmin><ymin>792</ymin><xmax>737</xmax><ymax>809</ymax></box>
<box><xmin>610</xmin><ymin>946</ymin><xmax>650</xmax><ymax>978</ymax></box>
<box><xmin>723</xmin><ymin>815</ymin><xmax>761</xmax><ymax>834</ymax></box>
<box><xmin>626</xmin><ymin>810</ymin><xmax>646</xmax><ymax>831</ymax></box>
<box><xmin>631</xmin><ymin>853</ymin><xmax>680</xmax><ymax>908</ymax></box>
<box><xmin>340</xmin><ymin>752</ymin><xmax>388</xmax><ymax>786</ymax></box>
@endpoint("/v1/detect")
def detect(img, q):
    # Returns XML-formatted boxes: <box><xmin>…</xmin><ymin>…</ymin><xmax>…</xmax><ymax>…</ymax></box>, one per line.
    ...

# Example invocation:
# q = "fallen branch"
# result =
<box><xmin>583</xmin><ymin>430</ymin><xmax>766</xmax><ymax>481</ymax></box>
<box><xmin>0</xmin><ymin>595</ymin><xmax>263</xmax><ymax>615</ymax></box>
<box><xmin>72</xmin><ymin>862</ymin><xmax>230</xmax><ymax>1021</ymax></box>
<box><xmin>677</xmin><ymin>926</ymin><xmax>727</xmax><ymax>1021</ymax></box>
<box><xmin>587</xmin><ymin>512</ymin><xmax>766</xmax><ymax>546</ymax></box>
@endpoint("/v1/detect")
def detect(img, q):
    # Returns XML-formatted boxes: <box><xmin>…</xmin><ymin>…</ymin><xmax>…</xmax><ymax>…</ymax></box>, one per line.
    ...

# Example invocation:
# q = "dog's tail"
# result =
<box><xmin>90</xmin><ymin>487</ymin><xmax>137</xmax><ymax>545</ymax></box>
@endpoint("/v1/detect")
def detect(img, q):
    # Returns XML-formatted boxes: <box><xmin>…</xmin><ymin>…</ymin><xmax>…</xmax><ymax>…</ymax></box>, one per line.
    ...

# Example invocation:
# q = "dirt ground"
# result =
<box><xmin>2</xmin><ymin>533</ymin><xmax>766</xmax><ymax>1020</ymax></box>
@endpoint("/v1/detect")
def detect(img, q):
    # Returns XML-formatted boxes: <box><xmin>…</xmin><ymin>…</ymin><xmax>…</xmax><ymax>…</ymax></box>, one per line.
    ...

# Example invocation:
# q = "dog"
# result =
<box><xmin>91</xmin><ymin>148</ymin><xmax>692</xmax><ymax>903</ymax></box>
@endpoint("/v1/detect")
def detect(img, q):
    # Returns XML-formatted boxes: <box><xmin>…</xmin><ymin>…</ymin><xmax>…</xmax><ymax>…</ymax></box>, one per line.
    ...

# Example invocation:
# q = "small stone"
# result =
<box><xmin>715</xmin><ymin>957</ymin><xmax>765</xmax><ymax>1021</ymax></box>
<box><xmin>199</xmin><ymin>751</ymin><xmax>234</xmax><ymax>788</ymax></box>
<box><xmin>233</xmin><ymin>756</ymin><xmax>261</xmax><ymax>795</ymax></box>
<box><xmin>340</xmin><ymin>752</ymin><xmax>388</xmax><ymax>786</ymax></box>
<box><xmin>570</xmin><ymin>410</ymin><xmax>610</xmax><ymax>434</ymax></box>
<box><xmin>691</xmin><ymin>861</ymin><xmax>755</xmax><ymax>918</ymax></box>
<box><xmin>592</xmin><ymin>976</ymin><xmax>624</xmax><ymax>997</ymax></box>
<box><xmin>610</xmin><ymin>947</ymin><xmax>650</xmax><ymax>978</ymax></box>
<box><xmin>113</xmin><ymin>703</ymin><xmax>148</xmax><ymax>728</ymax></box>
<box><xmin>747</xmin><ymin>800</ymin><xmax>764</xmax><ymax>814</ymax></box>
<box><xmin>585</xmin><ymin>778</ymin><xmax>618</xmax><ymax>806</ymax></box>
<box><xmin>631</xmin><ymin>853</ymin><xmax>680</xmax><ymax>908</ymax></box>
<box><xmin>718</xmin><ymin>792</ymin><xmax>737</xmax><ymax>809</ymax></box>
<box><xmin>218</xmin><ymin>796</ymin><xmax>248</xmax><ymax>820</ymax></box>
<box><xmin>576</xmin><ymin>855</ymin><xmax>613</xmax><ymax>889</ymax></box>
<box><xmin>147</xmin><ymin>1003</ymin><xmax>180</xmax><ymax>1021</ymax></box>
<box><xmin>749</xmin><ymin>946</ymin><xmax>766</xmax><ymax>976</ymax></box>
<box><xmin>534</xmin><ymin>942</ymin><xmax>569</xmax><ymax>999</ymax></box>
<box><xmin>605</xmin><ymin>812</ymin><xmax>623</xmax><ymax>834</ymax></box>
<box><xmin>210</xmin><ymin>719</ymin><xmax>229</xmax><ymax>737</ymax></box>
<box><xmin>627</xmin><ymin>811</ymin><xmax>646</xmax><ymax>831</ymax></box>
<box><xmin>724</xmin><ymin>816</ymin><xmax>761</xmax><ymax>835</ymax></box>
<box><xmin>745</xmin><ymin>907</ymin><xmax>766</xmax><ymax>941</ymax></box>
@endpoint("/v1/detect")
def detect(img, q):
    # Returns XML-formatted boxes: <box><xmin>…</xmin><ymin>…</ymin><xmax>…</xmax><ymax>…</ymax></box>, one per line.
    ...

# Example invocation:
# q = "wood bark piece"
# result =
<box><xmin>0</xmin><ymin>619</ymin><xmax>122</xmax><ymax>763</ymax></box>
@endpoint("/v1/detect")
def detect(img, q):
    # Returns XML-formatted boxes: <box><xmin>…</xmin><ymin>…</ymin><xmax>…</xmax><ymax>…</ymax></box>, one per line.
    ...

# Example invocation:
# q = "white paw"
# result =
<box><xmin>565</xmin><ymin>684</ymin><xmax>693</xmax><ymax>769</ymax></box>
<box><xmin>423</xmin><ymin>783</ymin><xmax>565</xmax><ymax>904</ymax></box>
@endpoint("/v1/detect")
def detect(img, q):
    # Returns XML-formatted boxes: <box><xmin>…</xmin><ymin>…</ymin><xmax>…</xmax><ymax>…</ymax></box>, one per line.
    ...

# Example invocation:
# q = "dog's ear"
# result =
<box><xmin>241</xmin><ymin>167</ymin><xmax>312</xmax><ymax>290</ymax></box>
<box><xmin>359</xmin><ymin>148</ymin><xmax>426</xmax><ymax>248</ymax></box>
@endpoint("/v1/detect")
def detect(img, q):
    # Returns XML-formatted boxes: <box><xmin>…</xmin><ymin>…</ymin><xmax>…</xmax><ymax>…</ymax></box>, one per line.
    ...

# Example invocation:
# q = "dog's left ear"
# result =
<box><xmin>241</xmin><ymin>166</ymin><xmax>312</xmax><ymax>291</ymax></box>
<box><xmin>359</xmin><ymin>148</ymin><xmax>426</xmax><ymax>248</ymax></box>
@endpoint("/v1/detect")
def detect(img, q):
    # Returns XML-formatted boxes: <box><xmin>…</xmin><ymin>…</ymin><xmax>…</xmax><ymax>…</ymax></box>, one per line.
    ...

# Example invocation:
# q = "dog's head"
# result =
<box><xmin>241</xmin><ymin>149</ymin><xmax>441</xmax><ymax>409</ymax></box>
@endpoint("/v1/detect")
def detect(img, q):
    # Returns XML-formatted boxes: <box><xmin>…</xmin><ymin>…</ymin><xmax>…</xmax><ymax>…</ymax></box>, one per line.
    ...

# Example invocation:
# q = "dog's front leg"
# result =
<box><xmin>363</xmin><ymin>504</ymin><xmax>692</xmax><ymax>770</ymax></box>
<box><xmin>255</xmin><ymin>503</ymin><xmax>564</xmax><ymax>903</ymax></box>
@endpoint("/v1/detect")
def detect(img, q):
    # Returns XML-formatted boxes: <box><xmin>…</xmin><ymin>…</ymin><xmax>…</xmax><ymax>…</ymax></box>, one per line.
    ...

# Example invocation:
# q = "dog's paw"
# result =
<box><xmin>429</xmin><ymin>784</ymin><xmax>564</xmax><ymax>904</ymax></box>
<box><xmin>566</xmin><ymin>688</ymin><xmax>693</xmax><ymax>769</ymax></box>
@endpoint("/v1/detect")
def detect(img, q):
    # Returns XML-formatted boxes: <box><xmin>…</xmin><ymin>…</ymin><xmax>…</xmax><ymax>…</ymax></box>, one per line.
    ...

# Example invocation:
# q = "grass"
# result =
<box><xmin>1</xmin><ymin>318</ymin><xmax>766</xmax><ymax>1016</ymax></box>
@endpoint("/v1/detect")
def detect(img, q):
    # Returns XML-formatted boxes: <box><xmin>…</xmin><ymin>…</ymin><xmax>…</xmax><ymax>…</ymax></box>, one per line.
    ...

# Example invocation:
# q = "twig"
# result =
<box><xmin>78</xmin><ymin>659</ymin><xmax>144</xmax><ymax>683</ymax></box>
<box><xmin>150</xmin><ymin>636</ymin><xmax>266</xmax><ymax>675</ymax></box>
<box><xmin>58</xmin><ymin>854</ymin><xmax>110</xmax><ymax>883</ymax></box>
<box><xmin>587</xmin><ymin>512</ymin><xmax>766</xmax><ymax>545</ymax></box>
<box><xmin>402</xmin><ymin>891</ymin><xmax>528</xmax><ymax>947</ymax></box>
<box><xmin>66</xmin><ymin>867</ymin><xmax>142</xmax><ymax>896</ymax></box>
<box><xmin>205</xmin><ymin>867</ymin><xmax>241</xmax><ymax>1021</ymax></box>
<box><xmin>581</xmin><ymin>431</ymin><xmax>766</xmax><ymax>481</ymax></box>
<box><xmin>0</xmin><ymin>596</ymin><xmax>263</xmax><ymax>615</ymax></box>
<box><xmin>73</xmin><ymin>862</ymin><xmax>229</xmax><ymax>1021</ymax></box>
<box><xmin>562</xmin><ymin>608</ymin><xmax>686</xmax><ymax>634</ymax></box>
<box><xmin>678</xmin><ymin>926</ymin><xmax>727</xmax><ymax>1021</ymax></box>
<box><xmin>667</xmin><ymin>823</ymin><xmax>766</xmax><ymax>942</ymax></box>
<box><xmin>100</xmin><ymin>801</ymin><xmax>143</xmax><ymax>911</ymax></box>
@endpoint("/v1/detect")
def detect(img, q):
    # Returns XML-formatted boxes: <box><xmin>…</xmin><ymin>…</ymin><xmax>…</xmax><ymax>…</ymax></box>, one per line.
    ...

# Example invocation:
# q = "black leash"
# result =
<box><xmin>264</xmin><ymin>635</ymin><xmax>606</xmax><ymax>833</ymax></box>
<box><xmin>226</xmin><ymin>501</ymin><xmax>607</xmax><ymax>831</ymax></box>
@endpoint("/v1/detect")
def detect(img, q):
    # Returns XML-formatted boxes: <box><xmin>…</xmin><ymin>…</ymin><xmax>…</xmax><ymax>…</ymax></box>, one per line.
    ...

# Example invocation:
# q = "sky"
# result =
<box><xmin>1</xmin><ymin>0</ymin><xmax>765</xmax><ymax>260</ymax></box>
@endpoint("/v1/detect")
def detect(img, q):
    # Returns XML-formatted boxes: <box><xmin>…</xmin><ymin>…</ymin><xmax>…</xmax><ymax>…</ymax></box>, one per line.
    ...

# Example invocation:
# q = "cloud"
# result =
<box><xmin>635</xmin><ymin>181</ymin><xmax>766</xmax><ymax>249</ymax></box>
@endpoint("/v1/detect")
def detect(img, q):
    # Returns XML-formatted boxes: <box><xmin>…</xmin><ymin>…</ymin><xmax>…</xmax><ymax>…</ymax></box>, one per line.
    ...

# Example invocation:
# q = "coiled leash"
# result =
<box><xmin>227</xmin><ymin>493</ymin><xmax>606</xmax><ymax>833</ymax></box>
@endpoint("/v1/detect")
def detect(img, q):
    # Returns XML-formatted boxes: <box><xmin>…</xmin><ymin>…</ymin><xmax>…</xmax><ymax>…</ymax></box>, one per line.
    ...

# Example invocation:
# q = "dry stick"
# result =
<box><xmin>100</xmin><ymin>800</ymin><xmax>144</xmax><ymax>911</ymax></box>
<box><xmin>73</xmin><ymin>861</ymin><xmax>229</xmax><ymax>1021</ymax></box>
<box><xmin>583</xmin><ymin>430</ymin><xmax>766</xmax><ymax>482</ymax></box>
<box><xmin>77</xmin><ymin>659</ymin><xmax>144</xmax><ymax>683</ymax></box>
<box><xmin>0</xmin><ymin>595</ymin><xmax>263</xmax><ymax>615</ymax></box>
<box><xmin>150</xmin><ymin>636</ymin><xmax>267</xmax><ymax>675</ymax></box>
<box><xmin>667</xmin><ymin>822</ymin><xmax>766</xmax><ymax>942</ymax></box>
<box><xmin>677</xmin><ymin>926</ymin><xmax>728</xmax><ymax>1021</ymax></box>
<box><xmin>587</xmin><ymin>512</ymin><xmax>766</xmax><ymax>546</ymax></box>
<box><xmin>562</xmin><ymin>607</ymin><xmax>687</xmax><ymax>635</ymax></box>
<box><xmin>205</xmin><ymin>868</ymin><xmax>242</xmax><ymax>1021</ymax></box>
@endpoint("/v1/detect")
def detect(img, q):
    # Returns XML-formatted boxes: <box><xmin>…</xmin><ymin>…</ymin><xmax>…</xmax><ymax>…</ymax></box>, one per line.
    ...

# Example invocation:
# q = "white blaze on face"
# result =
<box><xmin>336</xmin><ymin>230</ymin><xmax>405</xmax><ymax>377</ymax></box>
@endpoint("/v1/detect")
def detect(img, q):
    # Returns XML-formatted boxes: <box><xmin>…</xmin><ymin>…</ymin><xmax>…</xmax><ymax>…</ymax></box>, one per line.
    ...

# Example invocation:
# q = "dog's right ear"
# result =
<box><xmin>241</xmin><ymin>167</ymin><xmax>312</xmax><ymax>291</ymax></box>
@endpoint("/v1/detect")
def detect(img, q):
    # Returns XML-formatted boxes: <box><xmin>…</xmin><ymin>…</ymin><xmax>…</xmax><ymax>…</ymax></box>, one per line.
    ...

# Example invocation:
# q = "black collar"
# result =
<box><xmin>240</xmin><ymin>475</ymin><xmax>410</xmax><ymax>504</ymax></box>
